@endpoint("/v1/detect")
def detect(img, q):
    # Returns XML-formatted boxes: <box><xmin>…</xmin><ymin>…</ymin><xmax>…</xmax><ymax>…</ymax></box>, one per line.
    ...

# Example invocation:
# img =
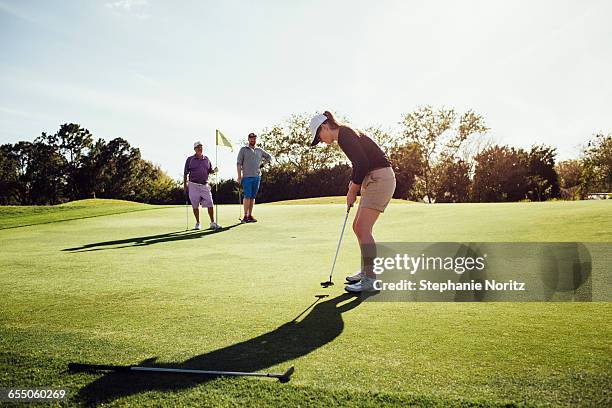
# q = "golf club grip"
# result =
<box><xmin>68</xmin><ymin>363</ymin><xmax>131</xmax><ymax>372</ymax></box>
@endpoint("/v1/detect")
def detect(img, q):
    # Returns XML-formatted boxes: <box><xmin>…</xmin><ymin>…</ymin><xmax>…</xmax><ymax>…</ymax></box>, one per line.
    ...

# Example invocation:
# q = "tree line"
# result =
<box><xmin>1</xmin><ymin>108</ymin><xmax>610</xmax><ymax>206</ymax></box>
<box><xmin>216</xmin><ymin>107</ymin><xmax>610</xmax><ymax>203</ymax></box>
<box><xmin>0</xmin><ymin>124</ymin><xmax>180</xmax><ymax>205</ymax></box>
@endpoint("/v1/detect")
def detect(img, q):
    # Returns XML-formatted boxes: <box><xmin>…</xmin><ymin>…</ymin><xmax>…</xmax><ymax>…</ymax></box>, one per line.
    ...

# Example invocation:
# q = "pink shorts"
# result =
<box><xmin>188</xmin><ymin>182</ymin><xmax>214</xmax><ymax>209</ymax></box>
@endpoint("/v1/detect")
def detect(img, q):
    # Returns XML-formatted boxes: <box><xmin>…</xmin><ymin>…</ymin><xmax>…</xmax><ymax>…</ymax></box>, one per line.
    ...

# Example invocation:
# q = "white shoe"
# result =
<box><xmin>345</xmin><ymin>271</ymin><xmax>363</xmax><ymax>283</ymax></box>
<box><xmin>194</xmin><ymin>223</ymin><xmax>201</xmax><ymax>230</ymax></box>
<box><xmin>345</xmin><ymin>277</ymin><xmax>377</xmax><ymax>293</ymax></box>
<box><xmin>210</xmin><ymin>221</ymin><xmax>222</xmax><ymax>230</ymax></box>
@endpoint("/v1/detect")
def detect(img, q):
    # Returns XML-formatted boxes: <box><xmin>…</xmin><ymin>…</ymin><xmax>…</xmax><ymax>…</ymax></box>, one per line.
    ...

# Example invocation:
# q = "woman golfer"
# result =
<box><xmin>309</xmin><ymin>111</ymin><xmax>396</xmax><ymax>293</ymax></box>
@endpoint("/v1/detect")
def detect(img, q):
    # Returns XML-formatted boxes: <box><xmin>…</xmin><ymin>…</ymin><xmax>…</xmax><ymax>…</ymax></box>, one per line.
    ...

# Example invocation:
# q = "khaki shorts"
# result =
<box><xmin>359</xmin><ymin>167</ymin><xmax>396</xmax><ymax>213</ymax></box>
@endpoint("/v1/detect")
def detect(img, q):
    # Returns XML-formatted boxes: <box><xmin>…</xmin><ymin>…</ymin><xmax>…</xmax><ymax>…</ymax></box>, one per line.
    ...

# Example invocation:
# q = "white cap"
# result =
<box><xmin>193</xmin><ymin>141</ymin><xmax>203</xmax><ymax>148</ymax></box>
<box><xmin>309</xmin><ymin>113</ymin><xmax>327</xmax><ymax>146</ymax></box>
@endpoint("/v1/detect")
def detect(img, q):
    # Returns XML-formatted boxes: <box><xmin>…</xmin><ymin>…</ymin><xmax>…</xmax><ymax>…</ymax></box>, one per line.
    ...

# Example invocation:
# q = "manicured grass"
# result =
<box><xmin>265</xmin><ymin>196</ymin><xmax>414</xmax><ymax>205</ymax></box>
<box><xmin>0</xmin><ymin>200</ymin><xmax>610</xmax><ymax>406</ymax></box>
<box><xmin>0</xmin><ymin>199</ymin><xmax>163</xmax><ymax>229</ymax></box>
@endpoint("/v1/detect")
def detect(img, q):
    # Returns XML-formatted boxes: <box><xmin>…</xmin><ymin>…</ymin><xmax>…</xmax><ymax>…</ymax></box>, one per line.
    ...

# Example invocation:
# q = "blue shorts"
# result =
<box><xmin>242</xmin><ymin>176</ymin><xmax>261</xmax><ymax>199</ymax></box>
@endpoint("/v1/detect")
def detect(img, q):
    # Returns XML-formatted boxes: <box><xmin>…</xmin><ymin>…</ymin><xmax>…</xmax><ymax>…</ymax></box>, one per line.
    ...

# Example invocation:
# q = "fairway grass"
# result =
<box><xmin>0</xmin><ymin>199</ymin><xmax>162</xmax><ymax>230</ymax></box>
<box><xmin>265</xmin><ymin>196</ymin><xmax>415</xmax><ymax>205</ymax></box>
<box><xmin>0</xmin><ymin>200</ymin><xmax>610</xmax><ymax>406</ymax></box>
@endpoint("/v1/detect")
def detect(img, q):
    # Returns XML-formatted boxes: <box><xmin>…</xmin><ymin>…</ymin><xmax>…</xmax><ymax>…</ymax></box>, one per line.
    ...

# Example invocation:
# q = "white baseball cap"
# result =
<box><xmin>193</xmin><ymin>141</ymin><xmax>203</xmax><ymax>148</ymax></box>
<box><xmin>309</xmin><ymin>113</ymin><xmax>327</xmax><ymax>146</ymax></box>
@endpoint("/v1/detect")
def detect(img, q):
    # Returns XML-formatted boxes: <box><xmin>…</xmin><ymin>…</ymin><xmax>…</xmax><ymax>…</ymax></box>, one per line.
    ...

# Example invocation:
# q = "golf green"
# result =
<box><xmin>0</xmin><ymin>199</ymin><xmax>610</xmax><ymax>406</ymax></box>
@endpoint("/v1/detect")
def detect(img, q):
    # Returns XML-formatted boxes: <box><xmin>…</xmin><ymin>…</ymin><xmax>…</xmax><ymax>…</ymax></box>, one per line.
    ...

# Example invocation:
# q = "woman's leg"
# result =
<box><xmin>352</xmin><ymin>206</ymin><xmax>381</xmax><ymax>278</ymax></box>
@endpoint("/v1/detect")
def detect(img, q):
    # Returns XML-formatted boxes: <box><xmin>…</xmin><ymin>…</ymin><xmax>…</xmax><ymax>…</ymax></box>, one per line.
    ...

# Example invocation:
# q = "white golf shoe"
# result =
<box><xmin>194</xmin><ymin>223</ymin><xmax>201</xmax><ymax>230</ymax></box>
<box><xmin>210</xmin><ymin>221</ymin><xmax>222</xmax><ymax>230</ymax></box>
<box><xmin>345</xmin><ymin>270</ymin><xmax>363</xmax><ymax>283</ymax></box>
<box><xmin>345</xmin><ymin>277</ymin><xmax>377</xmax><ymax>293</ymax></box>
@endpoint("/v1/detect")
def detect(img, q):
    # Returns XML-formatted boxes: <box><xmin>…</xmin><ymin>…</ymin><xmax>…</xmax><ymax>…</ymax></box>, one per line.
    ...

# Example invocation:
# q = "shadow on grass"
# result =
<box><xmin>63</xmin><ymin>222</ymin><xmax>243</xmax><ymax>252</ymax></box>
<box><xmin>72</xmin><ymin>293</ymin><xmax>364</xmax><ymax>406</ymax></box>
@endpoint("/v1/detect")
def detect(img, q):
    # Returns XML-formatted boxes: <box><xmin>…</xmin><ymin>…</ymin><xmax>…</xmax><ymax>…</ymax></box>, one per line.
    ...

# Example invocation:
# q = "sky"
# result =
<box><xmin>1</xmin><ymin>0</ymin><xmax>610</xmax><ymax>180</ymax></box>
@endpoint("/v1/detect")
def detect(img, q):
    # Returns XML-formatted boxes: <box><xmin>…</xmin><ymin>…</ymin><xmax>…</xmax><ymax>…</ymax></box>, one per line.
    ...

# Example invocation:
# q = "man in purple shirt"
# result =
<box><xmin>184</xmin><ymin>141</ymin><xmax>221</xmax><ymax>230</ymax></box>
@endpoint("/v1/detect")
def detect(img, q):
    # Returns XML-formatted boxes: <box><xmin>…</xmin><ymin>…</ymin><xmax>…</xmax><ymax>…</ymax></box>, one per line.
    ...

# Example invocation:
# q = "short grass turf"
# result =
<box><xmin>0</xmin><ymin>199</ymin><xmax>611</xmax><ymax>407</ymax></box>
<box><xmin>265</xmin><ymin>196</ymin><xmax>414</xmax><ymax>205</ymax></box>
<box><xmin>0</xmin><ymin>199</ymin><xmax>160</xmax><ymax>230</ymax></box>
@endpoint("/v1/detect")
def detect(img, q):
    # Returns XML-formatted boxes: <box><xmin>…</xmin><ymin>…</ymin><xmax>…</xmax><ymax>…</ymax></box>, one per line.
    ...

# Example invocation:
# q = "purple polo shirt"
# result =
<box><xmin>184</xmin><ymin>155</ymin><xmax>213</xmax><ymax>184</ymax></box>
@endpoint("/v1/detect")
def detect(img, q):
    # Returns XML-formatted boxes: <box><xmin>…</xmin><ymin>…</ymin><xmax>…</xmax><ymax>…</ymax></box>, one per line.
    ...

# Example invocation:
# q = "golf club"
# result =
<box><xmin>321</xmin><ymin>207</ymin><xmax>351</xmax><ymax>287</ymax></box>
<box><xmin>68</xmin><ymin>363</ymin><xmax>295</xmax><ymax>383</ymax></box>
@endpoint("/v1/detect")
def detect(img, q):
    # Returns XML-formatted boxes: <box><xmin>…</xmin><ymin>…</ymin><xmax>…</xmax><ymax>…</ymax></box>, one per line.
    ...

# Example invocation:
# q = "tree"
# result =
<box><xmin>457</xmin><ymin>132</ymin><xmax>496</xmax><ymax>171</ymax></box>
<box><xmin>580</xmin><ymin>133</ymin><xmax>612</xmax><ymax>195</ymax></box>
<box><xmin>1</xmin><ymin>125</ymin><xmax>180</xmax><ymax>205</ymax></box>
<box><xmin>364</xmin><ymin>125</ymin><xmax>399</xmax><ymax>157</ymax></box>
<box><xmin>431</xmin><ymin>158</ymin><xmax>471</xmax><ymax>203</ymax></box>
<box><xmin>0</xmin><ymin>144</ymin><xmax>20</xmax><ymax>205</ymax></box>
<box><xmin>36</xmin><ymin>123</ymin><xmax>93</xmax><ymax>200</ymax></box>
<box><xmin>74</xmin><ymin>138</ymin><xmax>107</xmax><ymax>199</ymax></box>
<box><xmin>399</xmin><ymin>106</ymin><xmax>488</xmax><ymax>202</ymax></box>
<box><xmin>388</xmin><ymin>143</ymin><xmax>422</xmax><ymax>199</ymax></box>
<box><xmin>526</xmin><ymin>175</ymin><xmax>551</xmax><ymax>202</ymax></box>
<box><xmin>557</xmin><ymin>160</ymin><xmax>583</xmax><ymax>188</ymax></box>
<box><xmin>133</xmin><ymin>160</ymin><xmax>180</xmax><ymax>204</ymax></box>
<box><xmin>525</xmin><ymin>145</ymin><xmax>560</xmax><ymax>201</ymax></box>
<box><xmin>5</xmin><ymin>142</ymin><xmax>35</xmax><ymax>204</ymax></box>
<box><xmin>26</xmin><ymin>142</ymin><xmax>67</xmax><ymax>205</ymax></box>
<box><xmin>96</xmin><ymin>138</ymin><xmax>142</xmax><ymax>199</ymax></box>
<box><xmin>1</xmin><ymin>141</ymin><xmax>66</xmax><ymax>205</ymax></box>
<box><xmin>473</xmin><ymin>145</ymin><xmax>529</xmax><ymax>202</ymax></box>
<box><xmin>556</xmin><ymin>159</ymin><xmax>583</xmax><ymax>199</ymax></box>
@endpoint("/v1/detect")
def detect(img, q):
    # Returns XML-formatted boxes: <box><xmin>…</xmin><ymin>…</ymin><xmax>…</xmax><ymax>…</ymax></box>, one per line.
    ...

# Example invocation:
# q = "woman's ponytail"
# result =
<box><xmin>322</xmin><ymin>111</ymin><xmax>341</xmax><ymax>129</ymax></box>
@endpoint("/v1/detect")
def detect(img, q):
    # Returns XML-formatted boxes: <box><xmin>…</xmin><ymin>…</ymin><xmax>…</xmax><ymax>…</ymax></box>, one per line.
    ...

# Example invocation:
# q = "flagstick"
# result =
<box><xmin>215</xmin><ymin>130</ymin><xmax>218</xmax><ymax>225</ymax></box>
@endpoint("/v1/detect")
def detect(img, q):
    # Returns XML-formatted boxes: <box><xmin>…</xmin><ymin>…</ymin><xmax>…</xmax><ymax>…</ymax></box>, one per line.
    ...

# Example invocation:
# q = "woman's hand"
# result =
<box><xmin>346</xmin><ymin>180</ymin><xmax>360</xmax><ymax>208</ymax></box>
<box><xmin>346</xmin><ymin>191</ymin><xmax>357</xmax><ymax>208</ymax></box>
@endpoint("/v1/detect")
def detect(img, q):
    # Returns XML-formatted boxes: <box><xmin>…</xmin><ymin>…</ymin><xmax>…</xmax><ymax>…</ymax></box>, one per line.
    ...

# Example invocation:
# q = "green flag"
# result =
<box><xmin>216</xmin><ymin>129</ymin><xmax>234</xmax><ymax>152</ymax></box>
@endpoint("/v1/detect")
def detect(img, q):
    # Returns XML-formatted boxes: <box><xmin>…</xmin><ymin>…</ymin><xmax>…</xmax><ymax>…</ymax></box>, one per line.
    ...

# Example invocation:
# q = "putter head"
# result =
<box><xmin>278</xmin><ymin>366</ymin><xmax>295</xmax><ymax>383</ymax></box>
<box><xmin>314</xmin><ymin>294</ymin><xmax>329</xmax><ymax>299</ymax></box>
<box><xmin>320</xmin><ymin>281</ymin><xmax>334</xmax><ymax>288</ymax></box>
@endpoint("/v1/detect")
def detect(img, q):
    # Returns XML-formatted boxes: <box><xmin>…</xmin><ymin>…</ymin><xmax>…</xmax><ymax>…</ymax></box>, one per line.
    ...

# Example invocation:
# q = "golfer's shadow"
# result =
<box><xmin>63</xmin><ymin>223</ymin><xmax>243</xmax><ymax>253</ymax></box>
<box><xmin>73</xmin><ymin>293</ymin><xmax>362</xmax><ymax>406</ymax></box>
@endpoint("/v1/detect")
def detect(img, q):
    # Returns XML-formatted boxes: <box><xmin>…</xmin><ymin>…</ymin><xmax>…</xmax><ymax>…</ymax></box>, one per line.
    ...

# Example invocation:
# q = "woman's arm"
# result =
<box><xmin>347</xmin><ymin>181</ymin><xmax>360</xmax><ymax>208</ymax></box>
